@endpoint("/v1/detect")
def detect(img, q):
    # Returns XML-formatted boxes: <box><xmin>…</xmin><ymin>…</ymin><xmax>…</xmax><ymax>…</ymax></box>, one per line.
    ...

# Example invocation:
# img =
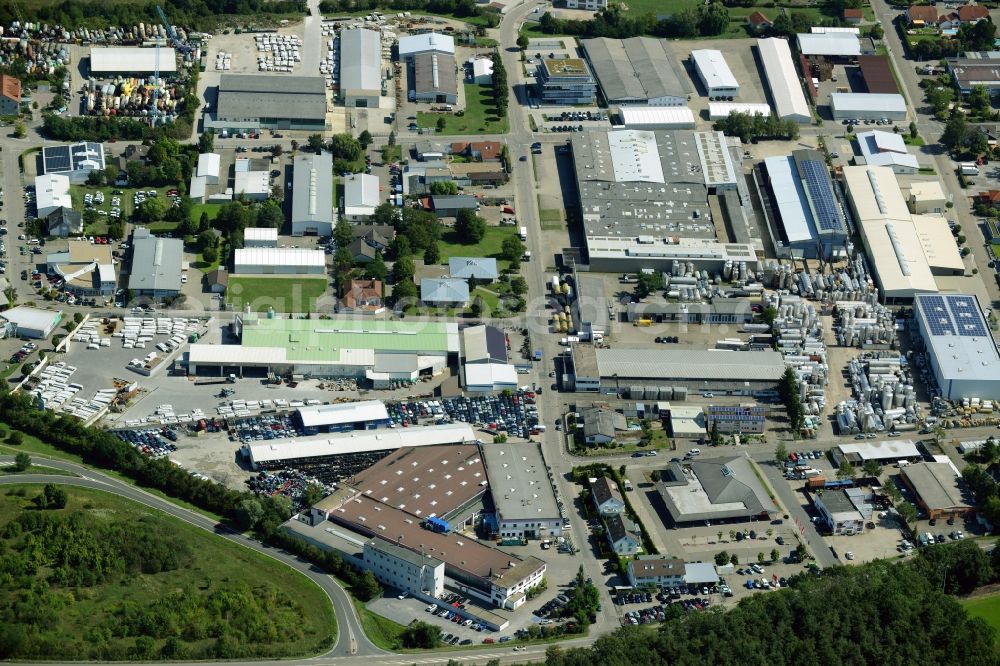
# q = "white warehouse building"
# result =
<box><xmin>244</xmin><ymin>227</ymin><xmax>278</xmax><ymax>248</ymax></box>
<box><xmin>233</xmin><ymin>248</ymin><xmax>327</xmax><ymax>275</ymax></box>
<box><xmin>831</xmin><ymin>93</ymin><xmax>907</xmax><ymax>121</ymax></box>
<box><xmin>756</xmin><ymin>38</ymin><xmax>810</xmax><ymax>123</ymax></box>
<box><xmin>691</xmin><ymin>49</ymin><xmax>739</xmax><ymax>98</ymax></box>
<box><xmin>913</xmin><ymin>293</ymin><xmax>1000</xmax><ymax>400</ymax></box>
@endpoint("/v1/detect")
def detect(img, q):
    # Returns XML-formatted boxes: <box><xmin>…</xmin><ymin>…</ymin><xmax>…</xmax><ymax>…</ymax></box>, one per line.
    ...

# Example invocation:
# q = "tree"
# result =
<box><xmin>202</xmin><ymin>246</ymin><xmax>218</xmax><ymax>264</ymax></box>
<box><xmin>914</xmin><ymin>540</ymin><xmax>994</xmax><ymax>595</ymax></box>
<box><xmin>837</xmin><ymin>461</ymin><xmax>858</xmax><ymax>481</ymax></box>
<box><xmin>757</xmin><ymin>552</ymin><xmax>766</xmax><ymax>564</ymax></box>
<box><xmin>12</xmin><ymin>452</ymin><xmax>30</xmax><ymax>472</ymax></box>
<box><xmin>423</xmin><ymin>244</ymin><xmax>440</xmax><ymax>265</ymax></box>
<box><xmin>862</xmin><ymin>459</ymin><xmax>883</xmax><ymax>479</ymax></box>
<box><xmin>7</xmin><ymin>430</ymin><xmax>23</xmax><ymax>445</ymax></box>
<box><xmin>896</xmin><ymin>501</ymin><xmax>918</xmax><ymax>534</ymax></box>
<box><xmin>501</xmin><ymin>235</ymin><xmax>526</xmax><ymax>263</ymax></box>
<box><xmin>366</xmin><ymin>251</ymin><xmax>388</xmax><ymax>281</ymax></box>
<box><xmin>762</xmin><ymin>306</ymin><xmax>779</xmax><ymax>327</ymax></box>
<box><xmin>429</xmin><ymin>180</ymin><xmax>458</xmax><ymax>195</ymax></box>
<box><xmin>436</xmin><ymin>116</ymin><xmax>447</xmax><ymax>132</ymax></box>
<box><xmin>454</xmin><ymin>209</ymin><xmax>486</xmax><ymax>244</ymax></box>
<box><xmin>470</xmin><ymin>295</ymin><xmax>486</xmax><ymax>318</ymax></box>
<box><xmin>884</xmin><ymin>480</ymin><xmax>903</xmax><ymax>505</ymax></box>
<box><xmin>698</xmin><ymin>1</ymin><xmax>729</xmax><ymax>36</ymax></box>
<box><xmin>333</xmin><ymin>218</ymin><xmax>353</xmax><ymax>249</ymax></box>
<box><xmin>355</xmin><ymin>570</ymin><xmax>382</xmax><ymax>601</ymax></box>
<box><xmin>134</xmin><ymin>196</ymin><xmax>167</xmax><ymax>223</ymax></box>
<box><xmin>633</xmin><ymin>272</ymin><xmax>662</xmax><ymax>299</ymax></box>
<box><xmin>256</xmin><ymin>200</ymin><xmax>284</xmax><ymax>229</ymax></box>
<box><xmin>34</xmin><ymin>483</ymin><xmax>67</xmax><ymax>509</ymax></box>
<box><xmin>729</xmin><ymin>553</ymin><xmax>739</xmax><ymax>565</ymax></box>
<box><xmin>779</xmin><ymin>367</ymin><xmax>804</xmax><ymax>433</ymax></box>
<box><xmin>517</xmin><ymin>34</ymin><xmax>529</xmax><ymax>50</ymax></box>
<box><xmin>235</xmin><ymin>498</ymin><xmax>265</xmax><ymax>530</ymax></box>
<box><xmin>869</xmin><ymin>23</ymin><xmax>883</xmax><ymax>39</ymax></box>
<box><xmin>771</xmin><ymin>548</ymin><xmax>780</xmax><ymax>563</ymax></box>
<box><xmin>387</xmin><ymin>130</ymin><xmax>396</xmax><ymax>147</ymax></box>
<box><xmin>981</xmin><ymin>438</ymin><xmax>999</xmax><ymax>463</ymax></box>
<box><xmin>107</xmin><ymin>221</ymin><xmax>125</xmax><ymax>240</ymax></box>
<box><xmin>510</xmin><ymin>276</ymin><xmax>528</xmax><ymax>295</ymax></box>
<box><xmin>400</xmin><ymin>621</ymin><xmax>441</xmax><ymax>649</ymax></box>
<box><xmin>942</xmin><ymin>113</ymin><xmax>969</xmax><ymax>153</ymax></box>
<box><xmin>307</xmin><ymin>133</ymin><xmax>325</xmax><ymax>153</ymax></box>
<box><xmin>714</xmin><ymin>551</ymin><xmax>730</xmax><ymax>566</ymax></box>
<box><xmin>358</xmin><ymin>130</ymin><xmax>373</xmax><ymax>149</ymax></box>
<box><xmin>775</xmin><ymin>442</ymin><xmax>788</xmax><ymax>465</ymax></box>
<box><xmin>794</xmin><ymin>542</ymin><xmax>807</xmax><ymax>561</ymax></box>
<box><xmin>199</xmin><ymin>211</ymin><xmax>210</xmax><ymax>232</ymax></box>
<box><xmin>3</xmin><ymin>286</ymin><xmax>16</xmax><ymax>308</ymax></box>
<box><xmin>392</xmin><ymin>280</ymin><xmax>417</xmax><ymax>305</ymax></box>
<box><xmin>198</xmin><ymin>129</ymin><xmax>215</xmax><ymax>153</ymax></box>
<box><xmin>12</xmin><ymin>121</ymin><xmax>25</xmax><ymax>138</ymax></box>
<box><xmin>393</xmin><ymin>256</ymin><xmax>415</xmax><ymax>283</ymax></box>
<box><xmin>271</xmin><ymin>143</ymin><xmax>284</xmax><ymax>158</ymax></box>
<box><xmin>909</xmin><ymin>121</ymin><xmax>919</xmax><ymax>140</ymax></box>
<box><xmin>651</xmin><ymin>469</ymin><xmax>661</xmax><ymax>482</ymax></box>
<box><xmin>328</xmin><ymin>133</ymin><xmax>363</xmax><ymax>162</ymax></box>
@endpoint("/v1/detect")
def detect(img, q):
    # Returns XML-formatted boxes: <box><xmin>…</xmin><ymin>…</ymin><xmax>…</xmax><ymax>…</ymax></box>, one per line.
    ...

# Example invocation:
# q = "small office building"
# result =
<box><xmin>363</xmin><ymin>536</ymin><xmax>445</xmax><ymax>598</ymax></box>
<box><xmin>813</xmin><ymin>488</ymin><xmax>874</xmax><ymax>536</ymax></box>
<box><xmin>343</xmin><ymin>173</ymin><xmax>381</xmax><ymax>221</ymax></box>
<box><xmin>536</xmin><ymin>58</ymin><xmax>597</xmax><ymax>105</ymax></box>
<box><xmin>127</xmin><ymin>228</ymin><xmax>183</xmax><ymax>298</ymax></box>
<box><xmin>42</xmin><ymin>142</ymin><xmax>105</xmax><ymax>183</ymax></box>
<box><xmin>0</xmin><ymin>306</ymin><xmax>62</xmax><ymax>339</ymax></box>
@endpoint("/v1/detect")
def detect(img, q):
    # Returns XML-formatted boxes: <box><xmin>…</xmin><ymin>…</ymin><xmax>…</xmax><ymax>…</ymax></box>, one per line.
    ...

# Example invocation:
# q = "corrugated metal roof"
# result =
<box><xmin>90</xmin><ymin>46</ymin><xmax>176</xmax><ymax>73</ymax></box>
<box><xmin>244</xmin><ymin>227</ymin><xmax>278</xmax><ymax>242</ymax></box>
<box><xmin>128</xmin><ymin>228</ymin><xmax>183</xmax><ymax>293</ymax></box>
<box><xmin>421</xmin><ymin>278</ymin><xmax>469</xmax><ymax>303</ymax></box>
<box><xmin>708</xmin><ymin>102</ymin><xmax>772</xmax><ymax>120</ymax></box>
<box><xmin>344</xmin><ymin>173</ymin><xmax>380</xmax><ymax>213</ymax></box>
<box><xmin>296</xmin><ymin>400</ymin><xmax>389</xmax><ymax>427</ymax></box>
<box><xmin>234</xmin><ymin>247</ymin><xmax>326</xmax><ymax>269</ymax></box>
<box><xmin>398</xmin><ymin>32</ymin><xmax>455</xmax><ymax>57</ymax></box>
<box><xmin>764</xmin><ymin>155</ymin><xmax>817</xmax><ymax>244</ymax></box>
<box><xmin>796</xmin><ymin>32</ymin><xmax>861</xmax><ymax>56</ymax></box>
<box><xmin>830</xmin><ymin>92</ymin><xmax>906</xmax><ymax>114</ymax></box>
<box><xmin>691</xmin><ymin>49</ymin><xmax>738</xmax><ymax>90</ymax></box>
<box><xmin>756</xmin><ymin>38</ymin><xmax>810</xmax><ymax>121</ymax></box>
<box><xmin>340</xmin><ymin>28</ymin><xmax>382</xmax><ymax>93</ymax></box>
<box><xmin>216</xmin><ymin>74</ymin><xmax>327</xmax><ymax>122</ymax></box>
<box><xmin>581</xmin><ymin>37</ymin><xmax>690</xmax><ymax>103</ymax></box>
<box><xmin>618</xmin><ymin>106</ymin><xmax>695</xmax><ymax>128</ymax></box>
<box><xmin>293</xmin><ymin>152</ymin><xmax>334</xmax><ymax>226</ymax></box>
<box><xmin>595</xmin><ymin>349</ymin><xmax>786</xmax><ymax>381</ymax></box>
<box><xmin>197</xmin><ymin>153</ymin><xmax>221</xmax><ymax>179</ymax></box>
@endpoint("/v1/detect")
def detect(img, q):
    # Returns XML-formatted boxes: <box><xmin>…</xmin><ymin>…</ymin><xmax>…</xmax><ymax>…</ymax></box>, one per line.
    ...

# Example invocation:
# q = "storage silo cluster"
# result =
<box><xmin>832</xmin><ymin>300</ymin><xmax>898</xmax><ymax>348</ymax></box>
<box><xmin>764</xmin><ymin>292</ymin><xmax>828</xmax><ymax>433</ymax></box>
<box><xmin>837</xmin><ymin>353</ymin><xmax>921</xmax><ymax>434</ymax></box>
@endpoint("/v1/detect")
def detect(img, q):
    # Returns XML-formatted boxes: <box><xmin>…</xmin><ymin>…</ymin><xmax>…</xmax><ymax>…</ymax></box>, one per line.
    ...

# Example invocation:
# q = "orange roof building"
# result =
<box><xmin>0</xmin><ymin>74</ymin><xmax>21</xmax><ymax>114</ymax></box>
<box><xmin>747</xmin><ymin>11</ymin><xmax>773</xmax><ymax>29</ymax></box>
<box><xmin>959</xmin><ymin>5</ymin><xmax>989</xmax><ymax>22</ymax></box>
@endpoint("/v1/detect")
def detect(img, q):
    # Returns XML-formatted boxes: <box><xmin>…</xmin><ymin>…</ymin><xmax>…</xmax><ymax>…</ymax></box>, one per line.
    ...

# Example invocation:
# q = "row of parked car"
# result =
<box><xmin>425</xmin><ymin>603</ymin><xmax>488</xmax><ymax>633</ymax></box>
<box><xmin>114</xmin><ymin>427</ymin><xmax>179</xmax><ymax>457</ymax></box>
<box><xmin>8</xmin><ymin>341</ymin><xmax>36</xmax><ymax>364</ymax></box>
<box><xmin>534</xmin><ymin>593</ymin><xmax>571</xmax><ymax>619</ymax></box>
<box><xmin>234</xmin><ymin>413</ymin><xmax>301</xmax><ymax>443</ymax></box>
<box><xmin>385</xmin><ymin>390</ymin><xmax>541</xmax><ymax>440</ymax></box>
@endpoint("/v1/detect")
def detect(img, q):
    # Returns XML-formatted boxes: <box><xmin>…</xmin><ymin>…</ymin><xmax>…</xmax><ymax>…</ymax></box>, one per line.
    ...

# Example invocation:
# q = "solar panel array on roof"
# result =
<box><xmin>799</xmin><ymin>158</ymin><xmax>845</xmax><ymax>232</ymax></box>
<box><xmin>948</xmin><ymin>295</ymin><xmax>988</xmax><ymax>337</ymax></box>
<box><xmin>921</xmin><ymin>295</ymin><xmax>956</xmax><ymax>336</ymax></box>
<box><xmin>44</xmin><ymin>146</ymin><xmax>71</xmax><ymax>172</ymax></box>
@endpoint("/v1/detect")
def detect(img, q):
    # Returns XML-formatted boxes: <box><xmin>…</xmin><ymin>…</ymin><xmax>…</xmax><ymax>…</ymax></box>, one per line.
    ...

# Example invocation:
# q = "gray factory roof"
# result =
<box><xmin>413</xmin><ymin>52</ymin><xmax>458</xmax><ymax>97</ymax></box>
<box><xmin>901</xmin><ymin>462</ymin><xmax>972</xmax><ymax>512</ymax></box>
<box><xmin>581</xmin><ymin>37</ymin><xmax>691</xmax><ymax>103</ymax></box>
<box><xmin>914</xmin><ymin>294</ymin><xmax>1000</xmax><ymax>384</ymax></box>
<box><xmin>128</xmin><ymin>228</ymin><xmax>183</xmax><ymax>293</ymax></box>
<box><xmin>481</xmin><ymin>443</ymin><xmax>560</xmax><ymax>520</ymax></box>
<box><xmin>658</xmin><ymin>456</ymin><xmax>776</xmax><ymax>521</ymax></box>
<box><xmin>292</xmin><ymin>152</ymin><xmax>334</xmax><ymax>227</ymax></box>
<box><xmin>217</xmin><ymin>74</ymin><xmax>328</xmax><ymax>121</ymax></box>
<box><xmin>367</xmin><ymin>536</ymin><xmax>444</xmax><ymax>569</ymax></box>
<box><xmin>340</xmin><ymin>28</ymin><xmax>382</xmax><ymax>94</ymax></box>
<box><xmin>594</xmin><ymin>349</ymin><xmax>786</xmax><ymax>381</ymax></box>
<box><xmin>571</xmin><ymin>130</ymin><xmax>713</xmax><ymax>242</ymax></box>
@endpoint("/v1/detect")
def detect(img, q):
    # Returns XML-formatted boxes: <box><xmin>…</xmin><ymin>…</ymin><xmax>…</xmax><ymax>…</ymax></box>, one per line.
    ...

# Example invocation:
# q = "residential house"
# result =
<box><xmin>430</xmin><ymin>195</ymin><xmax>480</xmax><ymax>217</ymax></box>
<box><xmin>843</xmin><ymin>7</ymin><xmax>863</xmax><ymax>24</ymax></box>
<box><xmin>627</xmin><ymin>556</ymin><xmax>686</xmax><ymax>588</ymax></box>
<box><xmin>351</xmin><ymin>224</ymin><xmax>395</xmax><ymax>251</ymax></box>
<box><xmin>977</xmin><ymin>190</ymin><xmax>1000</xmax><ymax>210</ymax></box>
<box><xmin>420</xmin><ymin>278</ymin><xmax>470</xmax><ymax>307</ymax></box>
<box><xmin>45</xmin><ymin>207</ymin><xmax>83</xmax><ymax>238</ymax></box>
<box><xmin>116</xmin><ymin>144</ymin><xmax>150</xmax><ymax>172</ymax></box>
<box><xmin>906</xmin><ymin>5</ymin><xmax>939</xmax><ymax>26</ymax></box>
<box><xmin>959</xmin><ymin>5</ymin><xmax>989</xmax><ymax>23</ymax></box>
<box><xmin>449</xmin><ymin>257</ymin><xmax>498</xmax><ymax>282</ymax></box>
<box><xmin>591</xmin><ymin>476</ymin><xmax>626</xmax><ymax>516</ymax></box>
<box><xmin>468</xmin><ymin>171</ymin><xmax>509</xmax><ymax>187</ymax></box>
<box><xmin>206</xmin><ymin>269</ymin><xmax>228</xmax><ymax>294</ymax></box>
<box><xmin>450</xmin><ymin>141</ymin><xmax>502</xmax><ymax>162</ymax></box>
<box><xmin>0</xmin><ymin>74</ymin><xmax>21</xmax><ymax>115</ymax></box>
<box><xmin>581</xmin><ymin>407</ymin><xmax>627</xmax><ymax>445</ymax></box>
<box><xmin>347</xmin><ymin>238</ymin><xmax>378</xmax><ymax>264</ymax></box>
<box><xmin>747</xmin><ymin>11</ymin><xmax>773</xmax><ymax>31</ymax></box>
<box><xmin>340</xmin><ymin>279</ymin><xmax>384</xmax><ymax>314</ymax></box>
<box><xmin>605</xmin><ymin>514</ymin><xmax>642</xmax><ymax>556</ymax></box>
<box><xmin>414</xmin><ymin>141</ymin><xmax>448</xmax><ymax>161</ymax></box>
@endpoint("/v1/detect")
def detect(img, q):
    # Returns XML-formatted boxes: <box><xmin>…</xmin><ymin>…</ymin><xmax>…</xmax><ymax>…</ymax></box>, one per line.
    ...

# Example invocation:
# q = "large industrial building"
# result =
<box><xmin>830</xmin><ymin>93</ymin><xmax>907</xmax><ymax>121</ymax></box>
<box><xmin>842</xmin><ymin>165</ymin><xmax>963</xmax><ymax>301</ymax></box>
<box><xmin>481</xmin><ymin>442</ymin><xmax>563</xmax><ymax>540</ymax></box>
<box><xmin>292</xmin><ymin>151</ymin><xmax>334</xmax><ymax>236</ymax></box>
<box><xmin>397</xmin><ymin>32</ymin><xmax>455</xmax><ymax>60</ymax></box>
<box><xmin>245</xmin><ymin>423</ymin><xmax>478</xmax><ymax>479</ymax></box>
<box><xmin>858</xmin><ymin>55</ymin><xmax>900</xmax><ymax>94</ymax></box>
<box><xmin>758</xmin><ymin>150</ymin><xmax>849</xmax><ymax>259</ymax></box>
<box><xmin>410</xmin><ymin>52</ymin><xmax>458</xmax><ymax>104</ymax></box>
<box><xmin>657</xmin><ymin>456</ymin><xmax>778</xmax><ymax>524</ymax></box>
<box><xmin>913</xmin><ymin>293</ymin><xmax>1000</xmax><ymax>400</ymax></box>
<box><xmin>571</xmin><ymin>346</ymin><xmax>786</xmax><ymax>396</ymax></box>
<box><xmin>708</xmin><ymin>102</ymin><xmax>771</xmax><ymax>120</ymax></box>
<box><xmin>339</xmin><ymin>28</ymin><xmax>382</xmax><ymax>107</ymax></box>
<box><xmin>535</xmin><ymin>58</ymin><xmax>597</xmax><ymax>105</ymax></box>
<box><xmin>232</xmin><ymin>248</ymin><xmax>326</xmax><ymax>275</ymax></box>
<box><xmin>42</xmin><ymin>142</ymin><xmax>105</xmax><ymax>183</ymax></box>
<box><xmin>900</xmin><ymin>462</ymin><xmax>974</xmax><ymax>521</ymax></box>
<box><xmin>208</xmin><ymin>74</ymin><xmax>328</xmax><ymax>132</ymax></box>
<box><xmin>187</xmin><ymin>315</ymin><xmax>459</xmax><ymax>382</ymax></box>
<box><xmin>950</xmin><ymin>57</ymin><xmax>1000</xmax><ymax>96</ymax></box>
<box><xmin>615</xmin><ymin>106</ymin><xmax>696</xmax><ymax>130</ymax></box>
<box><xmin>0</xmin><ymin>306</ymin><xmax>62</xmax><ymax>339</ymax></box>
<box><xmin>691</xmin><ymin>49</ymin><xmax>739</xmax><ymax>98</ymax></box>
<box><xmin>580</xmin><ymin>37</ymin><xmax>691</xmax><ymax>106</ymax></box>
<box><xmin>127</xmin><ymin>227</ymin><xmax>183</xmax><ymax>298</ymax></box>
<box><xmin>89</xmin><ymin>47</ymin><xmax>176</xmax><ymax>75</ymax></box>
<box><xmin>570</xmin><ymin>129</ymin><xmax>760</xmax><ymax>273</ymax></box>
<box><xmin>796</xmin><ymin>32</ymin><xmax>861</xmax><ymax>59</ymax></box>
<box><xmin>756</xmin><ymin>38</ymin><xmax>810</xmax><ymax>123</ymax></box>
<box><xmin>295</xmin><ymin>400</ymin><xmax>390</xmax><ymax>433</ymax></box>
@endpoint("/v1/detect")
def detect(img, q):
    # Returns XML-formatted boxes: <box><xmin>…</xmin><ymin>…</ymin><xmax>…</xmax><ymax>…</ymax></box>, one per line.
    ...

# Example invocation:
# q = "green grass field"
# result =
<box><xmin>437</xmin><ymin>225</ymin><xmax>518</xmax><ymax>270</ymax></box>
<box><xmin>0</xmin><ymin>484</ymin><xmax>336</xmax><ymax>660</ymax></box>
<box><xmin>418</xmin><ymin>84</ymin><xmax>509</xmax><ymax>136</ymax></box>
<box><xmin>354</xmin><ymin>600</ymin><xmax>407</xmax><ymax>650</ymax></box>
<box><xmin>227</xmin><ymin>276</ymin><xmax>328</xmax><ymax>313</ymax></box>
<box><xmin>963</xmin><ymin>593</ymin><xmax>1000</xmax><ymax>635</ymax></box>
<box><xmin>0</xmin><ymin>463</ymin><xmax>77</xmax><ymax>476</ymax></box>
<box><xmin>69</xmin><ymin>185</ymin><xmax>146</xmax><ymax>235</ymax></box>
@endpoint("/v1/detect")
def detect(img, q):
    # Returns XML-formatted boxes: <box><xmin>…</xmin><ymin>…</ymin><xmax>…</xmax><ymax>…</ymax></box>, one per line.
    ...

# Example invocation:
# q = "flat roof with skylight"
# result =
<box><xmin>481</xmin><ymin>443</ymin><xmax>560</xmax><ymax>522</ymax></box>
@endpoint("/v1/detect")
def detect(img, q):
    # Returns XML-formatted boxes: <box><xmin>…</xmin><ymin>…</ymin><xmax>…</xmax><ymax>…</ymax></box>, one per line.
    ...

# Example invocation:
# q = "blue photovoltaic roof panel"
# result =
<box><xmin>43</xmin><ymin>145</ymin><xmax>71</xmax><ymax>173</ymax></box>
<box><xmin>947</xmin><ymin>295</ymin><xmax>988</xmax><ymax>337</ymax></box>
<box><xmin>920</xmin><ymin>295</ymin><xmax>956</xmax><ymax>337</ymax></box>
<box><xmin>799</xmin><ymin>159</ymin><xmax>845</xmax><ymax>233</ymax></box>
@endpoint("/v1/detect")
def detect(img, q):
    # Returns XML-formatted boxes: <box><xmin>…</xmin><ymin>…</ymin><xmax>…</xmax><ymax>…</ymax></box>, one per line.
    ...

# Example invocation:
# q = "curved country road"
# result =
<box><xmin>0</xmin><ymin>457</ymin><xmax>590</xmax><ymax>665</ymax></box>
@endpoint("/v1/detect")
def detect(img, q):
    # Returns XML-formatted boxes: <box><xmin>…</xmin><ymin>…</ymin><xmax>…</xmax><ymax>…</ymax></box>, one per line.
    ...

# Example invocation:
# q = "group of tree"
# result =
<box><xmin>318</xmin><ymin>0</ymin><xmax>498</xmax><ymax>26</ymax></box>
<box><xmin>961</xmin><ymin>464</ymin><xmax>1000</xmax><ymax>527</ymax></box>
<box><xmin>538</xmin><ymin>2</ymin><xmax>729</xmax><ymax>40</ymax></box>
<box><xmin>633</xmin><ymin>272</ymin><xmax>662</xmax><ymax>299</ymax></box>
<box><xmin>909</xmin><ymin>19</ymin><xmax>996</xmax><ymax>60</ymax></box>
<box><xmin>0</xmin><ymin>0</ymin><xmax>307</xmax><ymax>31</ymax></box>
<box><xmin>490</xmin><ymin>50</ymin><xmax>508</xmax><ymax>118</ymax></box>
<box><xmin>941</xmin><ymin>113</ymin><xmax>990</xmax><ymax>158</ymax></box>
<box><xmin>714</xmin><ymin>111</ymin><xmax>800</xmax><ymax>143</ymax></box>
<box><xmin>778</xmin><ymin>367</ymin><xmax>805</xmax><ymax>432</ymax></box>
<box><xmin>454</xmin><ymin>208</ymin><xmax>487</xmax><ymax>244</ymax></box>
